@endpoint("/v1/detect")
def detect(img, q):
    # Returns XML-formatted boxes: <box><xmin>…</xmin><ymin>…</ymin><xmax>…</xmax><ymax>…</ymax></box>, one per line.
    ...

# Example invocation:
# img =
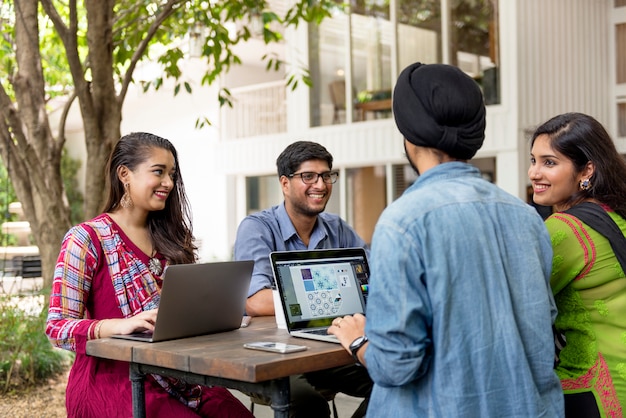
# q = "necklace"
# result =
<box><xmin>148</xmin><ymin>250</ymin><xmax>163</xmax><ymax>276</ymax></box>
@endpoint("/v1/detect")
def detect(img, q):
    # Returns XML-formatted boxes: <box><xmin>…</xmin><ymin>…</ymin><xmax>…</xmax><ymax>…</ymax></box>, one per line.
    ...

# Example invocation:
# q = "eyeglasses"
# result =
<box><xmin>287</xmin><ymin>171</ymin><xmax>339</xmax><ymax>184</ymax></box>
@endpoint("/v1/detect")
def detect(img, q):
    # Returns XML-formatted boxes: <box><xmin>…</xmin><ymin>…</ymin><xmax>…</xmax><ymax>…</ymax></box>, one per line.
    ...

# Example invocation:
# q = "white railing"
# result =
<box><xmin>221</xmin><ymin>80</ymin><xmax>287</xmax><ymax>140</ymax></box>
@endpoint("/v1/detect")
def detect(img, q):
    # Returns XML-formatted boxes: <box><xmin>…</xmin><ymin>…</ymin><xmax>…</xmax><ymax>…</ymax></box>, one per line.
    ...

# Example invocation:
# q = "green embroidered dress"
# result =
<box><xmin>546</xmin><ymin>209</ymin><xmax>626</xmax><ymax>417</ymax></box>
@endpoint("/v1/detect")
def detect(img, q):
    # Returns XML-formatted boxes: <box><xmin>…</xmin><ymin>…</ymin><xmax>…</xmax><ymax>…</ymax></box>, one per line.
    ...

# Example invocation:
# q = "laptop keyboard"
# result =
<box><xmin>305</xmin><ymin>328</ymin><xmax>330</xmax><ymax>335</ymax></box>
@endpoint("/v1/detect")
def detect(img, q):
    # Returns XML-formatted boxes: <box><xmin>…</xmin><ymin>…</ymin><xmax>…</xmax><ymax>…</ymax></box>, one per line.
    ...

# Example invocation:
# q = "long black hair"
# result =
<box><xmin>102</xmin><ymin>132</ymin><xmax>197</xmax><ymax>264</ymax></box>
<box><xmin>530</xmin><ymin>112</ymin><xmax>626</xmax><ymax>219</ymax></box>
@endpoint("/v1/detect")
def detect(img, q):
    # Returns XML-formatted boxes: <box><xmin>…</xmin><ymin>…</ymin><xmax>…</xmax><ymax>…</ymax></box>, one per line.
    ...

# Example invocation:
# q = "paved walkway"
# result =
<box><xmin>231</xmin><ymin>390</ymin><xmax>363</xmax><ymax>418</ymax></box>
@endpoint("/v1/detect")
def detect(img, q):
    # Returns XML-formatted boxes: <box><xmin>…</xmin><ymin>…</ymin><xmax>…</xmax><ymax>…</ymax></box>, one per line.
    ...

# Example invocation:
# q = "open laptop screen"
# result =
<box><xmin>270</xmin><ymin>248</ymin><xmax>369</xmax><ymax>330</ymax></box>
<box><xmin>111</xmin><ymin>260</ymin><xmax>253</xmax><ymax>342</ymax></box>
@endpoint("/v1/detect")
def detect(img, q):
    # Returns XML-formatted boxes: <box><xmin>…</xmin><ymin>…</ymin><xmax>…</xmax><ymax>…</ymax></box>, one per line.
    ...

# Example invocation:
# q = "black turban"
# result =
<box><xmin>392</xmin><ymin>62</ymin><xmax>486</xmax><ymax>160</ymax></box>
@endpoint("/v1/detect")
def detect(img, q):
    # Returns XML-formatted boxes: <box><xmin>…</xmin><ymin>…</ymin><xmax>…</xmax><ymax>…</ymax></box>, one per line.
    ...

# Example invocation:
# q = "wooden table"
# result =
<box><xmin>355</xmin><ymin>98</ymin><xmax>392</xmax><ymax>120</ymax></box>
<box><xmin>86</xmin><ymin>316</ymin><xmax>353</xmax><ymax>418</ymax></box>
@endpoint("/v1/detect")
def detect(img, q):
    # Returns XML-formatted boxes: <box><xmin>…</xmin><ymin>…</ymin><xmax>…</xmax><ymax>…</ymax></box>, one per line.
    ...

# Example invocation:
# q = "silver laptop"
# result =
<box><xmin>270</xmin><ymin>248</ymin><xmax>369</xmax><ymax>343</ymax></box>
<box><xmin>111</xmin><ymin>260</ymin><xmax>254</xmax><ymax>343</ymax></box>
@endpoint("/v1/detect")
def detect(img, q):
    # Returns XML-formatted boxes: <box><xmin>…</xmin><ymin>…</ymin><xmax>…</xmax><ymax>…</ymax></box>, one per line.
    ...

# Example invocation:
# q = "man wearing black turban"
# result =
<box><xmin>329</xmin><ymin>63</ymin><xmax>564</xmax><ymax>417</ymax></box>
<box><xmin>393</xmin><ymin>62</ymin><xmax>486</xmax><ymax>161</ymax></box>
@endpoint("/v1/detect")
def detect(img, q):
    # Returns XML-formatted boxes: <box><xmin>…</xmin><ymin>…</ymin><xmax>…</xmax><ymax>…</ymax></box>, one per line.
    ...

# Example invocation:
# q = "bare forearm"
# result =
<box><xmin>245</xmin><ymin>288</ymin><xmax>275</xmax><ymax>317</ymax></box>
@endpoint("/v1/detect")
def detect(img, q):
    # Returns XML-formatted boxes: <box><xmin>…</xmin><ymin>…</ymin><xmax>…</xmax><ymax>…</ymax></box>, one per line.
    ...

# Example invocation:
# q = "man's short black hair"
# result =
<box><xmin>276</xmin><ymin>141</ymin><xmax>333</xmax><ymax>178</ymax></box>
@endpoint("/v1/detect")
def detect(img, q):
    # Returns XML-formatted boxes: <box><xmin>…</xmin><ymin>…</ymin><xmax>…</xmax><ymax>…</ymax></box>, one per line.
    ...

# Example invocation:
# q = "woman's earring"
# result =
<box><xmin>579</xmin><ymin>178</ymin><xmax>591</xmax><ymax>191</ymax></box>
<box><xmin>120</xmin><ymin>183</ymin><xmax>133</xmax><ymax>208</ymax></box>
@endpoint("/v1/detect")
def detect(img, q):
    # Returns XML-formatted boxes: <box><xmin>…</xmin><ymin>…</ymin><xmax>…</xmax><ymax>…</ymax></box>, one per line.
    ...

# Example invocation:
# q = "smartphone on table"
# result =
<box><xmin>243</xmin><ymin>341</ymin><xmax>308</xmax><ymax>354</ymax></box>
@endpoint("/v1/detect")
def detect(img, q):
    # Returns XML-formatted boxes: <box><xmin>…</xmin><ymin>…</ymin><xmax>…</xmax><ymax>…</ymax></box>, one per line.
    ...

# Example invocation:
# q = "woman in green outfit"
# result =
<box><xmin>528</xmin><ymin>112</ymin><xmax>626</xmax><ymax>418</ymax></box>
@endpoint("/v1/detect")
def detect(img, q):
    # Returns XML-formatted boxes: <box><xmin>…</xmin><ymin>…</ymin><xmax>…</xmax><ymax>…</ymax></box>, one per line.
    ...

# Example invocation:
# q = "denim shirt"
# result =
<box><xmin>234</xmin><ymin>202</ymin><xmax>367</xmax><ymax>297</ymax></box>
<box><xmin>364</xmin><ymin>162</ymin><xmax>564</xmax><ymax>417</ymax></box>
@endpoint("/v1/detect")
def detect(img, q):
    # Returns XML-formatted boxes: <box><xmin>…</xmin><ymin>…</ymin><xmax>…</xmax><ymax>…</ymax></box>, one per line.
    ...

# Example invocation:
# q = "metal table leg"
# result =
<box><xmin>130</xmin><ymin>362</ymin><xmax>146</xmax><ymax>418</ymax></box>
<box><xmin>128</xmin><ymin>362</ymin><xmax>292</xmax><ymax>417</ymax></box>
<box><xmin>269</xmin><ymin>377</ymin><xmax>290</xmax><ymax>418</ymax></box>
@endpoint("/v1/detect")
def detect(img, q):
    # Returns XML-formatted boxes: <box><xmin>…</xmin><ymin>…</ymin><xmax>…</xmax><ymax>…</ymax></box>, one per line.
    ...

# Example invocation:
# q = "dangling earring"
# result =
<box><xmin>579</xmin><ymin>178</ymin><xmax>591</xmax><ymax>191</ymax></box>
<box><xmin>120</xmin><ymin>183</ymin><xmax>133</xmax><ymax>208</ymax></box>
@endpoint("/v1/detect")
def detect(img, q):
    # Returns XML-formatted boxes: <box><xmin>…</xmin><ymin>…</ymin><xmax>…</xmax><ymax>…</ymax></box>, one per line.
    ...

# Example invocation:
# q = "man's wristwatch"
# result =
<box><xmin>349</xmin><ymin>335</ymin><xmax>368</xmax><ymax>366</ymax></box>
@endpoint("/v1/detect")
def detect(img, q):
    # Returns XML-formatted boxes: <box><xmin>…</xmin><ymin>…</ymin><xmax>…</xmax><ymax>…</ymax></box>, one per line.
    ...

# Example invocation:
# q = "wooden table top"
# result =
<box><xmin>355</xmin><ymin>98</ymin><xmax>392</xmax><ymax>112</ymax></box>
<box><xmin>86</xmin><ymin>316</ymin><xmax>353</xmax><ymax>383</ymax></box>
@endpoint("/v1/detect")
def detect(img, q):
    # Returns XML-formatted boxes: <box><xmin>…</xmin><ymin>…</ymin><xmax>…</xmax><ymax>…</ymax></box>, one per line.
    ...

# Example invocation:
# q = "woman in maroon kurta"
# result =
<box><xmin>46</xmin><ymin>132</ymin><xmax>252</xmax><ymax>418</ymax></box>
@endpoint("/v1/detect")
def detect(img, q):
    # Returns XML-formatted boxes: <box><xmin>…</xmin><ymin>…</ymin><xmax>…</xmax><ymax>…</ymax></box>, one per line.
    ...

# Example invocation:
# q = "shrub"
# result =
<box><xmin>0</xmin><ymin>294</ymin><xmax>73</xmax><ymax>393</ymax></box>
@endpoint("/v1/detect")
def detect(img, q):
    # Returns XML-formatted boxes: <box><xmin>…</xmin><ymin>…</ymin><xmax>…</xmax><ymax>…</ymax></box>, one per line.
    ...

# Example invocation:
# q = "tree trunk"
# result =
<box><xmin>3</xmin><ymin>0</ymin><xmax>124</xmax><ymax>289</ymax></box>
<box><xmin>82</xmin><ymin>0</ymin><xmax>121</xmax><ymax>219</ymax></box>
<box><xmin>0</xmin><ymin>0</ymin><xmax>73</xmax><ymax>290</ymax></box>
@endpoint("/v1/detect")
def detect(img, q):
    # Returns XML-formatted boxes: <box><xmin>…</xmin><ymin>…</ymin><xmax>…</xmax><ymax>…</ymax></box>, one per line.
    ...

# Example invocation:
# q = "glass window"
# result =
<box><xmin>308</xmin><ymin>0</ymin><xmax>500</xmax><ymax>128</ymax></box>
<box><xmin>351</xmin><ymin>1</ymin><xmax>393</xmax><ymax>122</ymax></box>
<box><xmin>346</xmin><ymin>166</ymin><xmax>387</xmax><ymax>244</ymax></box>
<box><xmin>617</xmin><ymin>23</ymin><xmax>626</xmax><ymax>138</ymax></box>
<box><xmin>470</xmin><ymin>157</ymin><xmax>496</xmax><ymax>183</ymax></box>
<box><xmin>245</xmin><ymin>175</ymin><xmax>282</xmax><ymax>215</ymax></box>
<box><xmin>618</xmin><ymin>102</ymin><xmax>626</xmax><ymax>138</ymax></box>
<box><xmin>391</xmin><ymin>164</ymin><xmax>418</xmax><ymax>201</ymax></box>
<box><xmin>397</xmin><ymin>0</ymin><xmax>442</xmax><ymax>69</ymax></box>
<box><xmin>448</xmin><ymin>0</ymin><xmax>500</xmax><ymax>105</ymax></box>
<box><xmin>309</xmin><ymin>10</ymin><xmax>349</xmax><ymax>127</ymax></box>
<box><xmin>617</xmin><ymin>23</ymin><xmax>626</xmax><ymax>84</ymax></box>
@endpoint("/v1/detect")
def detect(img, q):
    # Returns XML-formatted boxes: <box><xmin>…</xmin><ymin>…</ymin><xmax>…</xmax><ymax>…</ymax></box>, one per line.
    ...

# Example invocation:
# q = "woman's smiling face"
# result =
<box><xmin>528</xmin><ymin>134</ymin><xmax>584</xmax><ymax>211</ymax></box>
<box><xmin>124</xmin><ymin>147</ymin><xmax>176</xmax><ymax>213</ymax></box>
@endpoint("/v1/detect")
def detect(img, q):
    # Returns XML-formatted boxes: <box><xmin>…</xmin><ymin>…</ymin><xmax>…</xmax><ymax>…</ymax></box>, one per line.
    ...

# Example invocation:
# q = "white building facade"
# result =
<box><xmin>63</xmin><ymin>0</ymin><xmax>626</xmax><ymax>262</ymax></box>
